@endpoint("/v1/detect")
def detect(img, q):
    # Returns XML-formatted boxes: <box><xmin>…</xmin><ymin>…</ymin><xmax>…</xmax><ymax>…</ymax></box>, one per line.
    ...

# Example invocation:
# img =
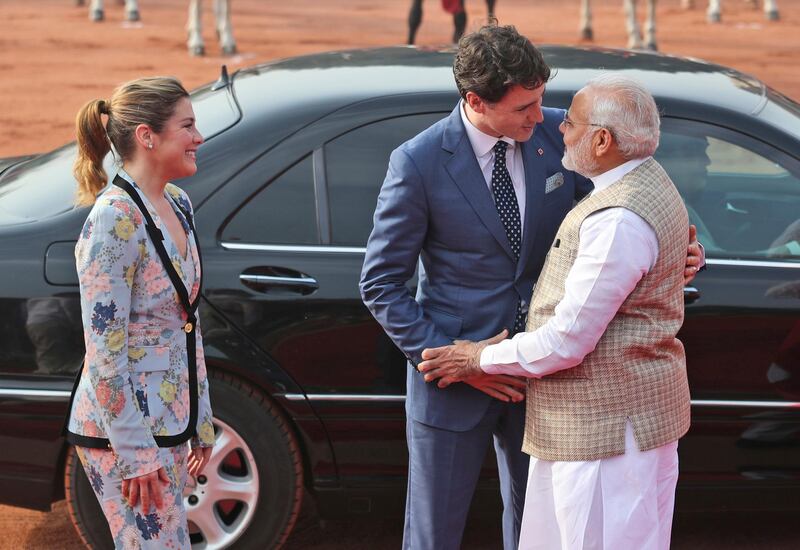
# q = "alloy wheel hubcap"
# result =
<box><xmin>184</xmin><ymin>417</ymin><xmax>260</xmax><ymax>549</ymax></box>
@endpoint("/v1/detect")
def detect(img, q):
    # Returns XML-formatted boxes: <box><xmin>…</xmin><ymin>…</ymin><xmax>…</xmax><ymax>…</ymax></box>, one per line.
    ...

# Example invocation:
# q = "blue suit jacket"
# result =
<box><xmin>360</xmin><ymin>104</ymin><xmax>592</xmax><ymax>431</ymax></box>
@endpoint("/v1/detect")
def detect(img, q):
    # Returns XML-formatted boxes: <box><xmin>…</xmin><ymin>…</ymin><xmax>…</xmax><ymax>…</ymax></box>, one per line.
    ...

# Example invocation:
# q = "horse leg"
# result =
<box><xmin>89</xmin><ymin>0</ymin><xmax>104</xmax><ymax>21</ymax></box>
<box><xmin>764</xmin><ymin>0</ymin><xmax>780</xmax><ymax>21</ymax></box>
<box><xmin>453</xmin><ymin>0</ymin><xmax>467</xmax><ymax>43</ymax></box>
<box><xmin>487</xmin><ymin>0</ymin><xmax>497</xmax><ymax>19</ymax></box>
<box><xmin>624</xmin><ymin>0</ymin><xmax>644</xmax><ymax>49</ymax></box>
<box><xmin>707</xmin><ymin>0</ymin><xmax>721</xmax><ymax>22</ymax></box>
<box><xmin>579</xmin><ymin>0</ymin><xmax>593</xmax><ymax>40</ymax></box>
<box><xmin>125</xmin><ymin>0</ymin><xmax>140</xmax><ymax>21</ymax></box>
<box><xmin>644</xmin><ymin>0</ymin><xmax>657</xmax><ymax>50</ymax></box>
<box><xmin>215</xmin><ymin>0</ymin><xmax>237</xmax><ymax>56</ymax></box>
<box><xmin>408</xmin><ymin>0</ymin><xmax>423</xmax><ymax>45</ymax></box>
<box><xmin>187</xmin><ymin>0</ymin><xmax>206</xmax><ymax>56</ymax></box>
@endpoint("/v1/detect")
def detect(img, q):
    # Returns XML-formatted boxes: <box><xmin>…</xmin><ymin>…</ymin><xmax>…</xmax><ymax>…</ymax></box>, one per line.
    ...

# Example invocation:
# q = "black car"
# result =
<box><xmin>1</xmin><ymin>46</ymin><xmax>799</xmax><ymax>549</ymax></box>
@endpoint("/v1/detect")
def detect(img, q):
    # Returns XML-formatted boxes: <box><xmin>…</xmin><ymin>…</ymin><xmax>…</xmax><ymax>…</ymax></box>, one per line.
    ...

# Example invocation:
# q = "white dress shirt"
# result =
<box><xmin>480</xmin><ymin>157</ymin><xmax>660</xmax><ymax>377</ymax></box>
<box><xmin>460</xmin><ymin>101</ymin><xmax>526</xmax><ymax>232</ymax></box>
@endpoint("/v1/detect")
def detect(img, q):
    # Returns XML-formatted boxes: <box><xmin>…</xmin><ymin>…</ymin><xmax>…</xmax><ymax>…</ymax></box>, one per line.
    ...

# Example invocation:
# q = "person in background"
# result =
<box><xmin>408</xmin><ymin>0</ymin><xmax>497</xmax><ymax>45</ymax></box>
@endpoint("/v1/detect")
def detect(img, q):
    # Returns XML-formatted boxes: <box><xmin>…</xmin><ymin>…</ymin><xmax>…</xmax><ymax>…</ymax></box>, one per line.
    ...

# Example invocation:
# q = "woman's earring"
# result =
<box><xmin>147</xmin><ymin>142</ymin><xmax>154</xmax><ymax>150</ymax></box>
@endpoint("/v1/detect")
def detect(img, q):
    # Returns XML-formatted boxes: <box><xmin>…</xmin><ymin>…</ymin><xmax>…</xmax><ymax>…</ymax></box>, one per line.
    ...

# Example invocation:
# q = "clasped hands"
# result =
<box><xmin>419</xmin><ymin>329</ymin><xmax>525</xmax><ymax>402</ymax></box>
<box><xmin>121</xmin><ymin>446</ymin><xmax>213</xmax><ymax>512</ymax></box>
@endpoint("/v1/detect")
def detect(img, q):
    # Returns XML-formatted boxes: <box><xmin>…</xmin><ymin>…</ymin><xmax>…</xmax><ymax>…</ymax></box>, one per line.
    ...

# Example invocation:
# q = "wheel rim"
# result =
<box><xmin>184</xmin><ymin>417</ymin><xmax>260</xmax><ymax>549</ymax></box>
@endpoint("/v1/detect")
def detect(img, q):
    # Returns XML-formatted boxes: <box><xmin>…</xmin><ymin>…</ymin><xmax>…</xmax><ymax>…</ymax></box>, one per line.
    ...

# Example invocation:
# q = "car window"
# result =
<box><xmin>324</xmin><ymin>113</ymin><xmax>446</xmax><ymax>246</ymax></box>
<box><xmin>221</xmin><ymin>154</ymin><xmax>319</xmax><ymax>244</ymax></box>
<box><xmin>655</xmin><ymin>124</ymin><xmax>800</xmax><ymax>262</ymax></box>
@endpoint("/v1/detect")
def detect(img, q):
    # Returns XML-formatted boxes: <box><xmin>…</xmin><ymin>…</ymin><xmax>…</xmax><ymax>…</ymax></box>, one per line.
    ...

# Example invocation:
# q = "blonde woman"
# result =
<box><xmin>64</xmin><ymin>76</ymin><xmax>214</xmax><ymax>549</ymax></box>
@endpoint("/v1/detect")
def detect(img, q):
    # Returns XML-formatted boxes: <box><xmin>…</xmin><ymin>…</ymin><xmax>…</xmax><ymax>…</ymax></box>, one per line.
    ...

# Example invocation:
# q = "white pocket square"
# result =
<box><xmin>545</xmin><ymin>172</ymin><xmax>564</xmax><ymax>194</ymax></box>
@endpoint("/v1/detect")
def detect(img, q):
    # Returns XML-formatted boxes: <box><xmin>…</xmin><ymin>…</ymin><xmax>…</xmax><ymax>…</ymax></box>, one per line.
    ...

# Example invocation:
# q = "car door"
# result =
<box><xmin>201</xmin><ymin>97</ymin><xmax>452</xmax><ymax>496</ymax></box>
<box><xmin>655</xmin><ymin>118</ymin><xmax>800</xmax><ymax>508</ymax></box>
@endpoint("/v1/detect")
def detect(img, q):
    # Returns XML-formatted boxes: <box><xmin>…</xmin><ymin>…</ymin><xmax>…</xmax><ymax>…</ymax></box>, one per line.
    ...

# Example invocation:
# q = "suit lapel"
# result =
<box><xmin>516</xmin><ymin>134</ymin><xmax>546</xmax><ymax>278</ymax></box>
<box><xmin>442</xmin><ymin>106</ymin><xmax>516</xmax><ymax>261</ymax></box>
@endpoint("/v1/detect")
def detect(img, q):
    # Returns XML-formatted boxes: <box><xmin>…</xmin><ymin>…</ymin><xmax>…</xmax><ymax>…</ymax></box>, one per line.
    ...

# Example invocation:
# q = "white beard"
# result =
<box><xmin>562</xmin><ymin>131</ymin><xmax>601</xmax><ymax>178</ymax></box>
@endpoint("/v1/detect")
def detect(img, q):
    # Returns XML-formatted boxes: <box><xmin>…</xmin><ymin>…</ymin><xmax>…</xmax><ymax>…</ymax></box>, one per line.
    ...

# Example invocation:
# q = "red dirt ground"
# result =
<box><xmin>0</xmin><ymin>0</ymin><xmax>799</xmax><ymax>158</ymax></box>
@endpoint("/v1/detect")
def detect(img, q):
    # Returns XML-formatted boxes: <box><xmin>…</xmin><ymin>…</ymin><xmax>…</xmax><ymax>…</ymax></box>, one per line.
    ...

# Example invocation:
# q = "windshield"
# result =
<box><xmin>0</xmin><ymin>82</ymin><xmax>240</xmax><ymax>226</ymax></box>
<box><xmin>758</xmin><ymin>88</ymin><xmax>800</xmax><ymax>143</ymax></box>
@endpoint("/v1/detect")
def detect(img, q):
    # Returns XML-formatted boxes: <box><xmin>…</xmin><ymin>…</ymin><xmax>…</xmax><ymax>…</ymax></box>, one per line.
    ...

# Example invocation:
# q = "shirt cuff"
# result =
<box><xmin>479</xmin><ymin>344</ymin><xmax>493</xmax><ymax>372</ymax></box>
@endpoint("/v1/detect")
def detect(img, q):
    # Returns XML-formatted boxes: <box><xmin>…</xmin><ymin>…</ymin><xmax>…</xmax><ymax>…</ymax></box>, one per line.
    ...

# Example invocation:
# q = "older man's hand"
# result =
<box><xmin>419</xmin><ymin>329</ymin><xmax>509</xmax><ymax>388</ymax></box>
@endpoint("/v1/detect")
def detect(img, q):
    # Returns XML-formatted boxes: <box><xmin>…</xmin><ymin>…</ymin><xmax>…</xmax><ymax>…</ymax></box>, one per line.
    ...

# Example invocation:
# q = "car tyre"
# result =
<box><xmin>64</xmin><ymin>369</ymin><xmax>304</xmax><ymax>549</ymax></box>
<box><xmin>64</xmin><ymin>446</ymin><xmax>114</xmax><ymax>549</ymax></box>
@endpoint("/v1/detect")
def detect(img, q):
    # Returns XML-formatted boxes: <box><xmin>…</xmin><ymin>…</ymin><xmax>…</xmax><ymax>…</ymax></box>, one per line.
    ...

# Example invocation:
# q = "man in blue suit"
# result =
<box><xmin>360</xmin><ymin>25</ymin><xmax>592</xmax><ymax>549</ymax></box>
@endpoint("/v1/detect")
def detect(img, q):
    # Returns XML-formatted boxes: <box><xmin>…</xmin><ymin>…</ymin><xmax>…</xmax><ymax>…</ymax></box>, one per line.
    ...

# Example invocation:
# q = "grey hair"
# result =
<box><xmin>583</xmin><ymin>74</ymin><xmax>660</xmax><ymax>160</ymax></box>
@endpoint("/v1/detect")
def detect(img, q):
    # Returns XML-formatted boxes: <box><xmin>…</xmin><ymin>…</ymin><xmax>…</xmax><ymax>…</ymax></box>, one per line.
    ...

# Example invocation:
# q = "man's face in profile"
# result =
<box><xmin>475</xmin><ymin>83</ymin><xmax>546</xmax><ymax>142</ymax></box>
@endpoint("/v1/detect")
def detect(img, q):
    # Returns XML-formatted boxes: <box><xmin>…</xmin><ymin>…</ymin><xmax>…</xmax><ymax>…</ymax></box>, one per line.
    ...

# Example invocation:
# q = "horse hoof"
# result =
<box><xmin>707</xmin><ymin>12</ymin><xmax>721</xmax><ymax>23</ymax></box>
<box><xmin>222</xmin><ymin>44</ymin><xmax>238</xmax><ymax>56</ymax></box>
<box><xmin>126</xmin><ymin>10</ymin><xmax>140</xmax><ymax>22</ymax></box>
<box><xmin>766</xmin><ymin>10</ymin><xmax>779</xmax><ymax>21</ymax></box>
<box><xmin>90</xmin><ymin>9</ymin><xmax>104</xmax><ymax>22</ymax></box>
<box><xmin>646</xmin><ymin>41</ymin><xmax>658</xmax><ymax>51</ymax></box>
<box><xmin>75</xmin><ymin>0</ymin><xmax>85</xmax><ymax>6</ymax></box>
<box><xmin>190</xmin><ymin>45</ymin><xmax>206</xmax><ymax>57</ymax></box>
<box><xmin>580</xmin><ymin>28</ymin><xmax>593</xmax><ymax>41</ymax></box>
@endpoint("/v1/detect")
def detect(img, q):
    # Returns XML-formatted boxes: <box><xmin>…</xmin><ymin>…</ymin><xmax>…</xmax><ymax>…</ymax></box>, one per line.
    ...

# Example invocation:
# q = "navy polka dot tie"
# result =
<box><xmin>491</xmin><ymin>141</ymin><xmax>526</xmax><ymax>334</ymax></box>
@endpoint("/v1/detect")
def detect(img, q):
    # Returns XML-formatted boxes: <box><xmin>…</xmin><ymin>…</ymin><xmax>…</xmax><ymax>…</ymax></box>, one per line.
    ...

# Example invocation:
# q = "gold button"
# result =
<box><xmin>184</xmin><ymin>322</ymin><xmax>194</xmax><ymax>333</ymax></box>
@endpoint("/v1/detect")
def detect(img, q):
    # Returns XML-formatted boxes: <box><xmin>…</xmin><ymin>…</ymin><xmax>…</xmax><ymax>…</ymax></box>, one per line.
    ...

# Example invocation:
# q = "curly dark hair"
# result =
<box><xmin>453</xmin><ymin>24</ymin><xmax>550</xmax><ymax>103</ymax></box>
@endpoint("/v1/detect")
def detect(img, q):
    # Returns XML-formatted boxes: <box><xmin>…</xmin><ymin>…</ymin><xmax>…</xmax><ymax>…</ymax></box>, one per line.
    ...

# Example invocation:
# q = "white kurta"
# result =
<box><xmin>519</xmin><ymin>422</ymin><xmax>679</xmax><ymax>550</ymax></box>
<box><xmin>476</xmin><ymin>159</ymin><xmax>681</xmax><ymax>550</ymax></box>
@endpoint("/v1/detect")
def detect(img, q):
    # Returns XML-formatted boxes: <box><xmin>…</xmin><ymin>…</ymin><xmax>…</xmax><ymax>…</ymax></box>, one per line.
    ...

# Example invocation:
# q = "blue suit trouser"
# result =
<box><xmin>403</xmin><ymin>399</ymin><xmax>529</xmax><ymax>550</ymax></box>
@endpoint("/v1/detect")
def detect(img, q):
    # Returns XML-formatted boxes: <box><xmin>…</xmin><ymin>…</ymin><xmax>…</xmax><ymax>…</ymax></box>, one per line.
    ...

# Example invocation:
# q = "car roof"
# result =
<box><xmin>230</xmin><ymin>45</ymin><xmax>769</xmax><ymax>120</ymax></box>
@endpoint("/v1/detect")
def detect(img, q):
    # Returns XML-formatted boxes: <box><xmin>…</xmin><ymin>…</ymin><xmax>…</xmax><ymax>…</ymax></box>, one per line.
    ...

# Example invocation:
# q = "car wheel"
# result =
<box><xmin>64</xmin><ymin>370</ymin><xmax>304</xmax><ymax>549</ymax></box>
<box><xmin>64</xmin><ymin>446</ymin><xmax>113</xmax><ymax>549</ymax></box>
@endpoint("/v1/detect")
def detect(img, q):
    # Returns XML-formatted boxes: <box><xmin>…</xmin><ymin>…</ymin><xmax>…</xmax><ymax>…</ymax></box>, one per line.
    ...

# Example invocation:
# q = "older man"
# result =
<box><xmin>419</xmin><ymin>74</ymin><xmax>692</xmax><ymax>550</ymax></box>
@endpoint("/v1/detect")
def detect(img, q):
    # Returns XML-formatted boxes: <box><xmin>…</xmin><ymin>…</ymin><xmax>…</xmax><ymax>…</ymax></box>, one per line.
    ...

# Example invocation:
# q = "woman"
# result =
<box><xmin>64</xmin><ymin>76</ymin><xmax>214</xmax><ymax>549</ymax></box>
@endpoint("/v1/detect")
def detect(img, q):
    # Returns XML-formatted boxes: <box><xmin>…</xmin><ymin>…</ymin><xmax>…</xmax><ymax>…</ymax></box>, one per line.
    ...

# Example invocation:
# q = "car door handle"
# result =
<box><xmin>240</xmin><ymin>268</ymin><xmax>319</xmax><ymax>295</ymax></box>
<box><xmin>684</xmin><ymin>286</ymin><xmax>701</xmax><ymax>305</ymax></box>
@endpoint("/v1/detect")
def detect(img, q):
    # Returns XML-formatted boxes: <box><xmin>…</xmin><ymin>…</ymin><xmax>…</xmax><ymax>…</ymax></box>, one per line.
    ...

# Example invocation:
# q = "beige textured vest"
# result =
<box><xmin>522</xmin><ymin>158</ymin><xmax>691</xmax><ymax>461</ymax></box>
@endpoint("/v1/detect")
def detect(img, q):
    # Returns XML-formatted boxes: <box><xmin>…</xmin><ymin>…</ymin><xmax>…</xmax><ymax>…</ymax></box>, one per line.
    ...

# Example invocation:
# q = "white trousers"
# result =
<box><xmin>518</xmin><ymin>422</ymin><xmax>679</xmax><ymax>550</ymax></box>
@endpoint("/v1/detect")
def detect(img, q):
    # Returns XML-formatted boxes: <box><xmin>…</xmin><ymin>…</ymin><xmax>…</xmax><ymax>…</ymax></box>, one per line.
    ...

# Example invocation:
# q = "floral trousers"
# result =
<box><xmin>76</xmin><ymin>443</ymin><xmax>191</xmax><ymax>550</ymax></box>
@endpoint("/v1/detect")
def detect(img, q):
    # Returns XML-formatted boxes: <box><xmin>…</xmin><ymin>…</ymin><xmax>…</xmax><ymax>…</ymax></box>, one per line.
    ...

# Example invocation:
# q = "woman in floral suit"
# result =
<box><xmin>64</xmin><ymin>76</ymin><xmax>214</xmax><ymax>549</ymax></box>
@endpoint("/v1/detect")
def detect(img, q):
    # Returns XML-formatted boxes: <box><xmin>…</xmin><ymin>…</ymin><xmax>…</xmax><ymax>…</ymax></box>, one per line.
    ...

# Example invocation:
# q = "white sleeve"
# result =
<box><xmin>480</xmin><ymin>208</ymin><xmax>658</xmax><ymax>378</ymax></box>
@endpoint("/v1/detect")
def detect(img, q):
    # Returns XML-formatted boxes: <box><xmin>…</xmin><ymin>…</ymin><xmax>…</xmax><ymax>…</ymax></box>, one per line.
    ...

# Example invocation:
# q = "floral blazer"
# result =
<box><xmin>67</xmin><ymin>175</ymin><xmax>214</xmax><ymax>479</ymax></box>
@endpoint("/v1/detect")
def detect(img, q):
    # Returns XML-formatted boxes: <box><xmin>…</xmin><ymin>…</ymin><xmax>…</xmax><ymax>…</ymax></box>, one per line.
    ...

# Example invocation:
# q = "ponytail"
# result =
<box><xmin>72</xmin><ymin>77</ymin><xmax>189</xmax><ymax>206</ymax></box>
<box><xmin>73</xmin><ymin>99</ymin><xmax>111</xmax><ymax>207</ymax></box>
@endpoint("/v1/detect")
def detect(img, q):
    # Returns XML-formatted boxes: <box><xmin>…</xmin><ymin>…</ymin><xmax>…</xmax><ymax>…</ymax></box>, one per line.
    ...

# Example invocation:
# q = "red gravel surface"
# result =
<box><xmin>1</xmin><ymin>0</ymin><xmax>799</xmax><ymax>158</ymax></box>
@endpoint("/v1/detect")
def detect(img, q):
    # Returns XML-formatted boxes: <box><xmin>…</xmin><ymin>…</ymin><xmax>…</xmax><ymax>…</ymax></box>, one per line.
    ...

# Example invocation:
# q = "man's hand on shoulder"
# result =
<box><xmin>419</xmin><ymin>329</ymin><xmax>510</xmax><ymax>390</ymax></box>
